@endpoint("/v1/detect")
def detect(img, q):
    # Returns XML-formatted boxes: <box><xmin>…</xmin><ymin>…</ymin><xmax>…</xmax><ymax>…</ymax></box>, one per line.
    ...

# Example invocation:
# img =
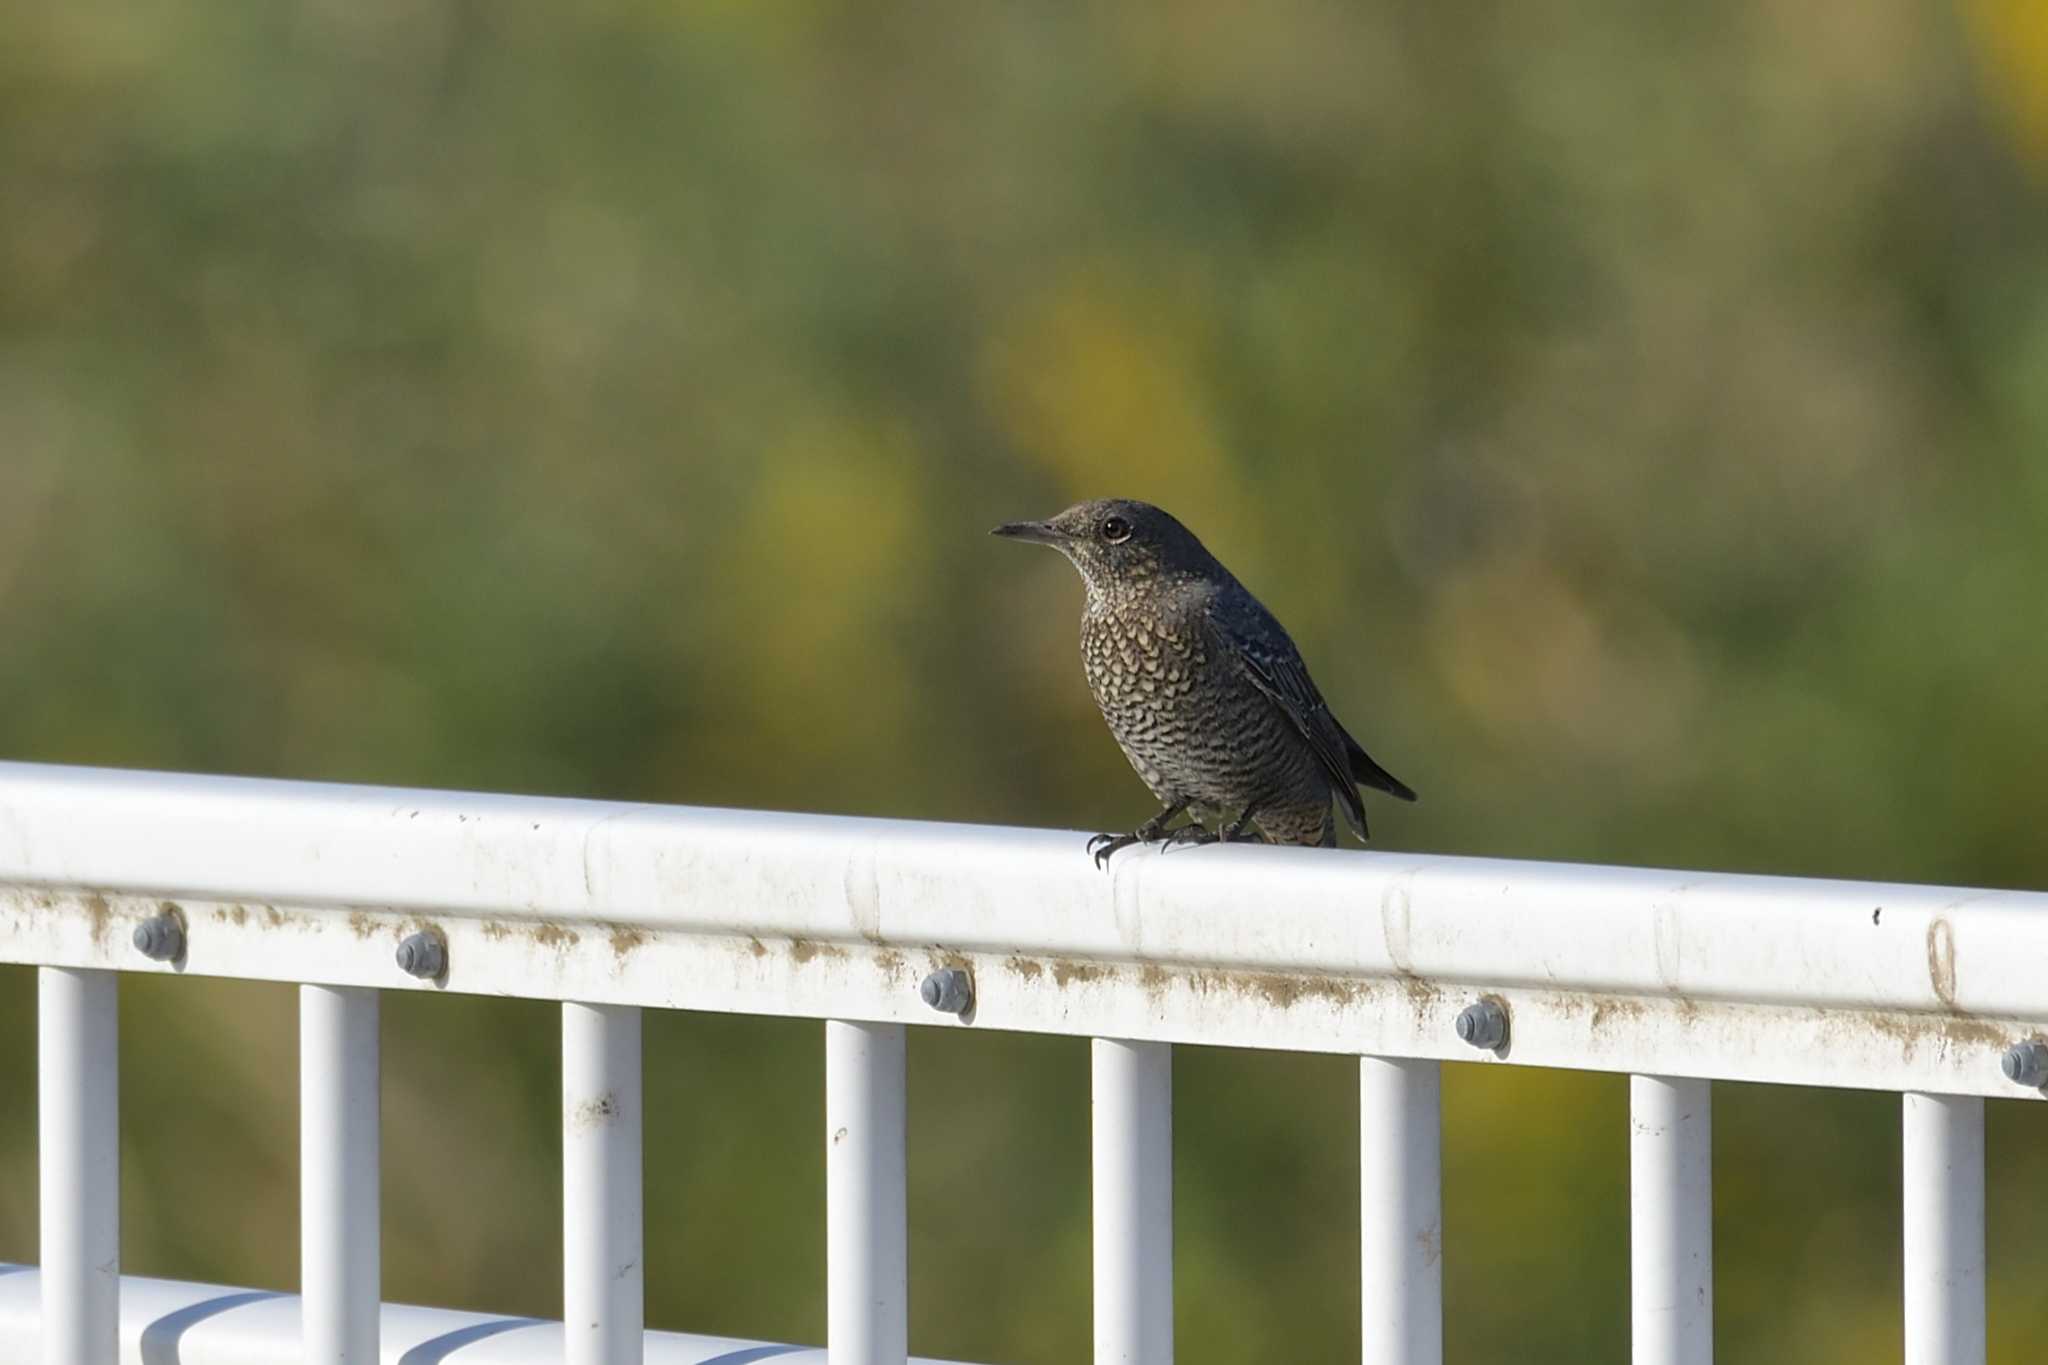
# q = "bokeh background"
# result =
<box><xmin>4</xmin><ymin>1</ymin><xmax>2048</xmax><ymax>1360</ymax></box>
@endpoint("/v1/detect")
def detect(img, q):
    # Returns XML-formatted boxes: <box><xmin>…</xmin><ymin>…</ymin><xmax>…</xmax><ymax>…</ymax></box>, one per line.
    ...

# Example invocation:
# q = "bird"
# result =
<box><xmin>992</xmin><ymin>498</ymin><xmax>1416</xmax><ymax>866</ymax></box>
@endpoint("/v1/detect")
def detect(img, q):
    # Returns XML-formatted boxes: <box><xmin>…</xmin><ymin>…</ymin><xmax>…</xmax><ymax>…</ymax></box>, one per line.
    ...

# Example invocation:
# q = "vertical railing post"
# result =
<box><xmin>1902</xmin><ymin>1093</ymin><xmax>1986</xmax><ymax>1365</ymax></box>
<box><xmin>827</xmin><ymin>1020</ymin><xmax>908</xmax><ymax>1365</ymax></box>
<box><xmin>1092</xmin><ymin>1038</ymin><xmax>1172</xmax><ymax>1365</ymax></box>
<box><xmin>1630</xmin><ymin>1075</ymin><xmax>1713</xmax><ymax>1365</ymax></box>
<box><xmin>39</xmin><ymin>966</ymin><xmax>119</xmax><ymax>1365</ymax></box>
<box><xmin>301</xmin><ymin>984</ymin><xmax>380</xmax><ymax>1365</ymax></box>
<box><xmin>564</xmin><ymin>1002</ymin><xmax>645</xmax><ymax>1365</ymax></box>
<box><xmin>1360</xmin><ymin>1056</ymin><xmax>1441</xmax><ymax>1365</ymax></box>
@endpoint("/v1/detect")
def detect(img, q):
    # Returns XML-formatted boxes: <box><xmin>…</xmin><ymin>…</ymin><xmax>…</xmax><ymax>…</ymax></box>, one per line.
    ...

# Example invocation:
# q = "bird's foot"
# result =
<box><xmin>1087</xmin><ymin>830</ymin><xmax>1142</xmax><ymax>868</ymax></box>
<box><xmin>1163</xmin><ymin>825</ymin><xmax>1266</xmax><ymax>851</ymax></box>
<box><xmin>1089</xmin><ymin>807</ymin><xmax>1201</xmax><ymax>868</ymax></box>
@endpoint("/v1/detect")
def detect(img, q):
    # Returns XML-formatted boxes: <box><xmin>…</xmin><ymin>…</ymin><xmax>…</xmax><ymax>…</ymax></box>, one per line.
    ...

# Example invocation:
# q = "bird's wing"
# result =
<box><xmin>1206</xmin><ymin>600</ymin><xmax>1370</xmax><ymax>840</ymax></box>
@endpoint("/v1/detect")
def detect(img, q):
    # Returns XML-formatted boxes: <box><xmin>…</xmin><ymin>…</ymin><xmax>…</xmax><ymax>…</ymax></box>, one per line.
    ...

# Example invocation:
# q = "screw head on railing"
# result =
<box><xmin>920</xmin><ymin>968</ymin><xmax>973</xmax><ymax>1016</ymax></box>
<box><xmin>1455</xmin><ymin>999</ymin><xmax>1509</xmax><ymax>1051</ymax></box>
<box><xmin>132</xmin><ymin>914</ymin><xmax>184</xmax><ymax>963</ymax></box>
<box><xmin>395</xmin><ymin>931</ymin><xmax>446</xmax><ymax>980</ymax></box>
<box><xmin>2002</xmin><ymin>1040</ymin><xmax>2048</xmax><ymax>1089</ymax></box>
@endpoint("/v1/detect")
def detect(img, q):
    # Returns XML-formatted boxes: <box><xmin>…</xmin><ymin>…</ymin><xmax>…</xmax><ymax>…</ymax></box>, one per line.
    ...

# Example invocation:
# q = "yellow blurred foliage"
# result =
<box><xmin>980</xmin><ymin>265</ymin><xmax>1258</xmax><ymax>552</ymax></box>
<box><xmin>1964</xmin><ymin>0</ymin><xmax>2048</xmax><ymax>165</ymax></box>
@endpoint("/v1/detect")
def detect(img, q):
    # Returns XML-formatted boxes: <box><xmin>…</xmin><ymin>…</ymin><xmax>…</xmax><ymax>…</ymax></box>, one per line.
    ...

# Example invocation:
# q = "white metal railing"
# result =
<box><xmin>0</xmin><ymin>759</ymin><xmax>2042</xmax><ymax>1364</ymax></box>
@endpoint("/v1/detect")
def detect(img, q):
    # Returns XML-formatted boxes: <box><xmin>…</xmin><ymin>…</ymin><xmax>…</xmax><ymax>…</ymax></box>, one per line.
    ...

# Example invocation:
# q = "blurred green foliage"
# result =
<box><xmin>3</xmin><ymin>1</ymin><xmax>2048</xmax><ymax>1360</ymax></box>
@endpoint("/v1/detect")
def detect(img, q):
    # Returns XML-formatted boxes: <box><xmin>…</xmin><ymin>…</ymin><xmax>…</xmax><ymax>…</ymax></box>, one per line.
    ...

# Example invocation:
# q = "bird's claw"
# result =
<box><xmin>1089</xmin><ymin>817</ymin><xmax>1208</xmax><ymax>868</ymax></box>
<box><xmin>1089</xmin><ymin>831</ymin><xmax>1140</xmax><ymax>869</ymax></box>
<box><xmin>1159</xmin><ymin>824</ymin><xmax>1219</xmax><ymax>851</ymax></box>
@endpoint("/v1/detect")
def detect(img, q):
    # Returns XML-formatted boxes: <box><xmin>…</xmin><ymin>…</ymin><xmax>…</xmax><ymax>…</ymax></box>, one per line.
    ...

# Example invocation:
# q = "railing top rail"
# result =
<box><xmin>1</xmin><ymin>760</ymin><xmax>2042</xmax><ymax>1097</ymax></box>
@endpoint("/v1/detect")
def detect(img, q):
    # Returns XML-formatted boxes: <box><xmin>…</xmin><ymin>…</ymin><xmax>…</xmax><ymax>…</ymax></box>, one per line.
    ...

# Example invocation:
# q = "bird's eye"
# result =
<box><xmin>1100</xmin><ymin>516</ymin><xmax>1132</xmax><ymax>543</ymax></box>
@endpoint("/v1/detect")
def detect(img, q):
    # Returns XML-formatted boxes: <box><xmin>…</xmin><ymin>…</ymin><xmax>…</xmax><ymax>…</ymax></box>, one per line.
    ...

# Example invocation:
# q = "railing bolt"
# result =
<box><xmin>2002</xmin><ymin>1039</ymin><xmax>2048</xmax><ymax>1088</ymax></box>
<box><xmin>1455</xmin><ymin>998</ymin><xmax>1509</xmax><ymax>1051</ymax></box>
<box><xmin>132</xmin><ymin>913</ymin><xmax>184</xmax><ymax>963</ymax></box>
<box><xmin>396</xmin><ymin>931</ymin><xmax>447</xmax><ymax>980</ymax></box>
<box><xmin>920</xmin><ymin>967</ymin><xmax>973</xmax><ymax>1016</ymax></box>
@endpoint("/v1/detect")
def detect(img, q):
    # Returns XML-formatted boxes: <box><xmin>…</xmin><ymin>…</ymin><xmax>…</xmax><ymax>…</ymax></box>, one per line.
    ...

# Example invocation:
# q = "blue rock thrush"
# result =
<box><xmin>994</xmin><ymin>498</ymin><xmax>1416</xmax><ymax>866</ymax></box>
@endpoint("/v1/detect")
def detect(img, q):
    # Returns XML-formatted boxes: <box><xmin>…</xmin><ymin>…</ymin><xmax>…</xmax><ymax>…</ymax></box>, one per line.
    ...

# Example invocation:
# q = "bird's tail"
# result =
<box><xmin>1344</xmin><ymin>730</ymin><xmax>1417</xmax><ymax>802</ymax></box>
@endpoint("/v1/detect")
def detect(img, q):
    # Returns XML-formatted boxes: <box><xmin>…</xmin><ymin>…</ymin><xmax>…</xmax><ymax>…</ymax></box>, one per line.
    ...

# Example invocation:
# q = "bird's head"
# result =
<box><xmin>991</xmin><ymin>498</ymin><xmax>1217</xmax><ymax>594</ymax></box>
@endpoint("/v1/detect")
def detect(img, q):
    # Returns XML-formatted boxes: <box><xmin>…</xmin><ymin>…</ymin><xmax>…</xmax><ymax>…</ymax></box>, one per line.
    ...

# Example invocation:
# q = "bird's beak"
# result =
<box><xmin>991</xmin><ymin>519</ymin><xmax>1062</xmax><ymax>545</ymax></box>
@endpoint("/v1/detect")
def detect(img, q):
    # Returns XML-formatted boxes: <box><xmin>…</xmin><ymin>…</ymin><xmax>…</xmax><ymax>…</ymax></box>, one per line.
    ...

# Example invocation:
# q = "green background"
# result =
<box><xmin>4</xmin><ymin>2</ymin><xmax>2048</xmax><ymax>1359</ymax></box>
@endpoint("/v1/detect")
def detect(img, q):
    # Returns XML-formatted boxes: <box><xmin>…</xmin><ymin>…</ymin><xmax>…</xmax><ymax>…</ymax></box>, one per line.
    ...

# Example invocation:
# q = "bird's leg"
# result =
<box><xmin>1216</xmin><ymin>805</ymin><xmax>1267</xmax><ymax>844</ymax></box>
<box><xmin>1161</xmin><ymin>804</ymin><xmax>1269</xmax><ymax>854</ymax></box>
<box><xmin>1088</xmin><ymin>800</ymin><xmax>1191</xmax><ymax>868</ymax></box>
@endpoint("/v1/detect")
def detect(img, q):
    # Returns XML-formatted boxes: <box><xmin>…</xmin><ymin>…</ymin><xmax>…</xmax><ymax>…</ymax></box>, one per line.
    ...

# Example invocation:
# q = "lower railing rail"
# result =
<box><xmin>0</xmin><ymin>1266</ymin><xmax>975</xmax><ymax>1364</ymax></box>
